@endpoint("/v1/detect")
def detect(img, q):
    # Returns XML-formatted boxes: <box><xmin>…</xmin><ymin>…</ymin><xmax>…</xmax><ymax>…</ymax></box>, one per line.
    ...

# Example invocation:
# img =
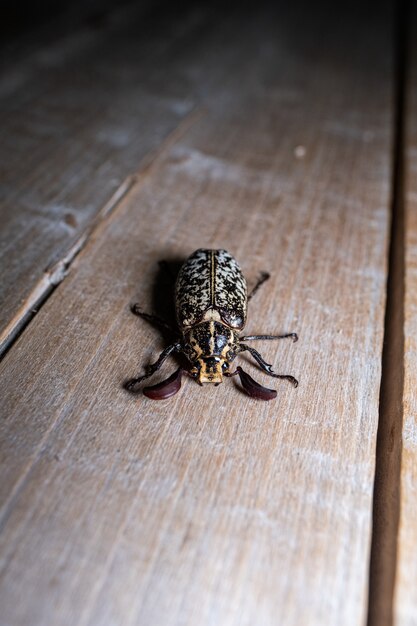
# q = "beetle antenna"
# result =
<box><xmin>143</xmin><ymin>368</ymin><xmax>183</xmax><ymax>400</ymax></box>
<box><xmin>226</xmin><ymin>366</ymin><xmax>277</xmax><ymax>400</ymax></box>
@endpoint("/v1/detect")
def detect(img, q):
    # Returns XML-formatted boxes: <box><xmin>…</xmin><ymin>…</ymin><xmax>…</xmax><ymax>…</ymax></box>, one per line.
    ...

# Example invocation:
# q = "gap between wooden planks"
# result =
<box><xmin>0</xmin><ymin>2</ymin><xmax>394</xmax><ymax>625</ymax></box>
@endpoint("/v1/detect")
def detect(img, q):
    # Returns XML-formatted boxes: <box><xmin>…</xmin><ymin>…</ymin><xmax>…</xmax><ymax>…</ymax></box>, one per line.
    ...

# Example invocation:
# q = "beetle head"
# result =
<box><xmin>197</xmin><ymin>356</ymin><xmax>224</xmax><ymax>384</ymax></box>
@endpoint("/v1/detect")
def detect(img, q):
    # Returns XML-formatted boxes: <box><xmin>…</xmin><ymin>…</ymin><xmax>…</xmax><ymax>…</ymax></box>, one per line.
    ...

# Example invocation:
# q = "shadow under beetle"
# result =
<box><xmin>125</xmin><ymin>248</ymin><xmax>298</xmax><ymax>400</ymax></box>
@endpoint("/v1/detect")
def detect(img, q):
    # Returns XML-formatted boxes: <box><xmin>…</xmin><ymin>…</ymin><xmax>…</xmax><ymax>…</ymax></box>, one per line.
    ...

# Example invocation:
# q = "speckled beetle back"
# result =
<box><xmin>175</xmin><ymin>248</ymin><xmax>247</xmax><ymax>330</ymax></box>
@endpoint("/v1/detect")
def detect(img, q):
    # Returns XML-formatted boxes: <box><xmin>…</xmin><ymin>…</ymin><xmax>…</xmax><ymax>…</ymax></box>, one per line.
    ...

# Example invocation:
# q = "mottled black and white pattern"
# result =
<box><xmin>214</xmin><ymin>249</ymin><xmax>247</xmax><ymax>328</ymax></box>
<box><xmin>126</xmin><ymin>248</ymin><xmax>298</xmax><ymax>394</ymax></box>
<box><xmin>175</xmin><ymin>249</ymin><xmax>247</xmax><ymax>329</ymax></box>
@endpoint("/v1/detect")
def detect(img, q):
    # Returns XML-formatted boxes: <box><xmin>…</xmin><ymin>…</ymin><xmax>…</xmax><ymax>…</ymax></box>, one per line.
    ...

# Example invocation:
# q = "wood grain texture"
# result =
<box><xmin>393</xmin><ymin>6</ymin><xmax>417</xmax><ymax>624</ymax></box>
<box><xmin>0</xmin><ymin>2</ymin><xmax>394</xmax><ymax>625</ymax></box>
<box><xmin>0</xmin><ymin>0</ymin><xmax>210</xmax><ymax>349</ymax></box>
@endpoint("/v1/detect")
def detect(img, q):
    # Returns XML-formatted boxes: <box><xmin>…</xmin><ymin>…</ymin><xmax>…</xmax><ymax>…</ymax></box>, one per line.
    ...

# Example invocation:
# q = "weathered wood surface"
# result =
<box><xmin>0</xmin><ymin>1</ymin><xmax>208</xmax><ymax>351</ymax></box>
<box><xmin>393</xmin><ymin>6</ymin><xmax>417</xmax><ymax>625</ymax></box>
<box><xmin>0</xmin><ymin>2</ymin><xmax>395</xmax><ymax>626</ymax></box>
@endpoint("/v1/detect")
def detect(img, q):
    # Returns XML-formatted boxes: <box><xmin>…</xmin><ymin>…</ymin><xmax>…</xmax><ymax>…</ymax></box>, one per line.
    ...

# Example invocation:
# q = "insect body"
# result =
<box><xmin>176</xmin><ymin>249</ymin><xmax>246</xmax><ymax>384</ymax></box>
<box><xmin>125</xmin><ymin>249</ymin><xmax>298</xmax><ymax>400</ymax></box>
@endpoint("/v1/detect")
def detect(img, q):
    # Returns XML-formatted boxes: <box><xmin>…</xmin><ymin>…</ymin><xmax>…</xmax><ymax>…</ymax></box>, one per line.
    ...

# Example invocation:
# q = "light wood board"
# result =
<box><xmin>0</xmin><ymin>2</ymin><xmax>395</xmax><ymax>625</ymax></box>
<box><xmin>393</xmin><ymin>5</ymin><xmax>417</xmax><ymax>625</ymax></box>
<box><xmin>0</xmin><ymin>1</ymin><xmax>210</xmax><ymax>350</ymax></box>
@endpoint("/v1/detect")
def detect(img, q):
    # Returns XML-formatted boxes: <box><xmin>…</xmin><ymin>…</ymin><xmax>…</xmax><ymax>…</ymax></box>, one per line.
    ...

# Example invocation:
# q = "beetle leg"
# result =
<box><xmin>238</xmin><ymin>343</ymin><xmax>298</xmax><ymax>387</ymax></box>
<box><xmin>247</xmin><ymin>271</ymin><xmax>270</xmax><ymax>301</ymax></box>
<box><xmin>124</xmin><ymin>342</ymin><xmax>182</xmax><ymax>392</ymax></box>
<box><xmin>130</xmin><ymin>304</ymin><xmax>175</xmax><ymax>334</ymax></box>
<box><xmin>240</xmin><ymin>332</ymin><xmax>298</xmax><ymax>342</ymax></box>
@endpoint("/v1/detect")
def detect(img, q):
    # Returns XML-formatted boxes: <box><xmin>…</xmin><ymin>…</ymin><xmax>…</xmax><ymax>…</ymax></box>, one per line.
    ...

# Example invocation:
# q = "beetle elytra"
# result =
<box><xmin>125</xmin><ymin>248</ymin><xmax>298</xmax><ymax>400</ymax></box>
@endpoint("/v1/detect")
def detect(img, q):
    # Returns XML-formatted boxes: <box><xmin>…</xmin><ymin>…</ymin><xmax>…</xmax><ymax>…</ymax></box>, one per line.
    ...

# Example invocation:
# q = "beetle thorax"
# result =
<box><xmin>184</xmin><ymin>320</ymin><xmax>238</xmax><ymax>384</ymax></box>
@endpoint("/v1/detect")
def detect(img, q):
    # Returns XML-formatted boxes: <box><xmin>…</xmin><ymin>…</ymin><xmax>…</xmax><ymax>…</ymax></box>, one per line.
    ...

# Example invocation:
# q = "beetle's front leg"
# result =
<box><xmin>238</xmin><ymin>343</ymin><xmax>298</xmax><ymax>387</ymax></box>
<box><xmin>124</xmin><ymin>341</ymin><xmax>182</xmax><ymax>392</ymax></box>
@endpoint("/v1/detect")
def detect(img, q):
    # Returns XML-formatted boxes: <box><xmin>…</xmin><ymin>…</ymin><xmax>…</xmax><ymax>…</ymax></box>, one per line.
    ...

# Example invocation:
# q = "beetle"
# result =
<box><xmin>125</xmin><ymin>248</ymin><xmax>298</xmax><ymax>400</ymax></box>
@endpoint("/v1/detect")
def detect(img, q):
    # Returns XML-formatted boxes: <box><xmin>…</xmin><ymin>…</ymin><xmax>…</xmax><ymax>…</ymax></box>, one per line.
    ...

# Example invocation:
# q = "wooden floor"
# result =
<box><xmin>0</xmin><ymin>1</ymin><xmax>416</xmax><ymax>624</ymax></box>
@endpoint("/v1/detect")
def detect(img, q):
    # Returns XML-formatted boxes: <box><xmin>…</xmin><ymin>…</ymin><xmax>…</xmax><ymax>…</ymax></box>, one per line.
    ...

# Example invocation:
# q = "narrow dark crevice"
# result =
<box><xmin>0</xmin><ymin>104</ymin><xmax>203</xmax><ymax>362</ymax></box>
<box><xmin>0</xmin><ymin>176</ymin><xmax>136</xmax><ymax>362</ymax></box>
<box><xmin>367</xmin><ymin>1</ymin><xmax>408</xmax><ymax>624</ymax></box>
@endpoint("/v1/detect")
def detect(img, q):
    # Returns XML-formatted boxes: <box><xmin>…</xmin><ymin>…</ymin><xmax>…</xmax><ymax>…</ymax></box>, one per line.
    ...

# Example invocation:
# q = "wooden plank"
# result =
<box><xmin>393</xmin><ymin>5</ymin><xmax>417</xmax><ymax>624</ymax></box>
<box><xmin>0</xmin><ymin>1</ymin><xmax>209</xmax><ymax>351</ymax></box>
<box><xmin>0</xmin><ymin>3</ymin><xmax>393</xmax><ymax>625</ymax></box>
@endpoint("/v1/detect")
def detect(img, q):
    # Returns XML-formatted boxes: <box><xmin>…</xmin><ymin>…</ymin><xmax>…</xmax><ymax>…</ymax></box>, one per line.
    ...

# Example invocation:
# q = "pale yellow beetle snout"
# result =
<box><xmin>198</xmin><ymin>357</ymin><xmax>224</xmax><ymax>384</ymax></box>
